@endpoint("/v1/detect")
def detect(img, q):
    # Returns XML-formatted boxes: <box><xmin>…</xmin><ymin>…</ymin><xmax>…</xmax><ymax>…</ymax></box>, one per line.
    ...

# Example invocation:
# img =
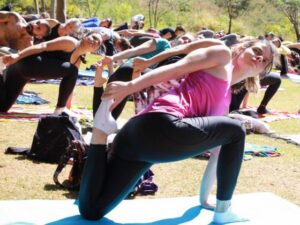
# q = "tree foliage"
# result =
<box><xmin>214</xmin><ymin>0</ymin><xmax>250</xmax><ymax>34</ymax></box>
<box><xmin>0</xmin><ymin>0</ymin><xmax>299</xmax><ymax>41</ymax></box>
<box><xmin>268</xmin><ymin>0</ymin><xmax>300</xmax><ymax>40</ymax></box>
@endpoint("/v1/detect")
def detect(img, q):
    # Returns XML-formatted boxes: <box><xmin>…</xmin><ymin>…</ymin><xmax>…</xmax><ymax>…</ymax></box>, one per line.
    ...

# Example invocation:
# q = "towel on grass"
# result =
<box><xmin>16</xmin><ymin>91</ymin><xmax>49</xmax><ymax>105</ymax></box>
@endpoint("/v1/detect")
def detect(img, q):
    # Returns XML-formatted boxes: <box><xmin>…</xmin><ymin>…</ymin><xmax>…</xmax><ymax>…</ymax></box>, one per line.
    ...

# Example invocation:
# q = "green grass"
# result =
<box><xmin>0</xmin><ymin>78</ymin><xmax>300</xmax><ymax>207</ymax></box>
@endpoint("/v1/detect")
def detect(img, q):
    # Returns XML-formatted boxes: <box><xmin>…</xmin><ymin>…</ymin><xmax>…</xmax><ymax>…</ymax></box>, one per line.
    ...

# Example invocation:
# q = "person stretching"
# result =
<box><xmin>0</xmin><ymin>32</ymin><xmax>103</xmax><ymax>114</ymax></box>
<box><xmin>78</xmin><ymin>38</ymin><xmax>275</xmax><ymax>223</ymax></box>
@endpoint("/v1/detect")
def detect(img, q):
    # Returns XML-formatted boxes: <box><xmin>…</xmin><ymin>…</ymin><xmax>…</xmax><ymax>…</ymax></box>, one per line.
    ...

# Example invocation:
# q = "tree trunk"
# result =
<box><xmin>41</xmin><ymin>0</ymin><xmax>46</xmax><ymax>12</ymax></box>
<box><xmin>34</xmin><ymin>0</ymin><xmax>40</xmax><ymax>14</ymax></box>
<box><xmin>228</xmin><ymin>16</ymin><xmax>232</xmax><ymax>34</ymax></box>
<box><xmin>154</xmin><ymin>0</ymin><xmax>159</xmax><ymax>28</ymax></box>
<box><xmin>293</xmin><ymin>22</ymin><xmax>300</xmax><ymax>41</ymax></box>
<box><xmin>56</xmin><ymin>0</ymin><xmax>66</xmax><ymax>23</ymax></box>
<box><xmin>86</xmin><ymin>0</ymin><xmax>92</xmax><ymax>18</ymax></box>
<box><xmin>50</xmin><ymin>0</ymin><xmax>56</xmax><ymax>19</ymax></box>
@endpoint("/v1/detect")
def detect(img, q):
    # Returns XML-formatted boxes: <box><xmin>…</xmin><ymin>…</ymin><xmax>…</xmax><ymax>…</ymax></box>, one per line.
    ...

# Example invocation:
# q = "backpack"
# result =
<box><xmin>27</xmin><ymin>113</ymin><xmax>84</xmax><ymax>163</ymax></box>
<box><xmin>5</xmin><ymin>113</ymin><xmax>89</xmax><ymax>190</ymax></box>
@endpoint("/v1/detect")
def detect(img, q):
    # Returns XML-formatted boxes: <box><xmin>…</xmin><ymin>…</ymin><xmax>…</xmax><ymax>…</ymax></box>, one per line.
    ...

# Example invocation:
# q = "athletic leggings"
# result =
<box><xmin>229</xmin><ymin>72</ymin><xmax>281</xmax><ymax>111</ymax></box>
<box><xmin>0</xmin><ymin>54</ymin><xmax>78</xmax><ymax>112</ymax></box>
<box><xmin>79</xmin><ymin>113</ymin><xmax>246</xmax><ymax>220</ymax></box>
<box><xmin>93</xmin><ymin>63</ymin><xmax>133</xmax><ymax>117</ymax></box>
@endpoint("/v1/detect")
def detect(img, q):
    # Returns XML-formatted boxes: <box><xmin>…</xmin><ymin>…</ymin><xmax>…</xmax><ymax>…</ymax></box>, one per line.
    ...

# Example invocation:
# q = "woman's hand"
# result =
<box><xmin>102</xmin><ymin>81</ymin><xmax>131</xmax><ymax>111</ymax></box>
<box><xmin>101</xmin><ymin>55</ymin><xmax>113</xmax><ymax>67</ymax></box>
<box><xmin>133</xmin><ymin>57</ymin><xmax>150</xmax><ymax>74</ymax></box>
<box><xmin>2</xmin><ymin>53</ymin><xmax>19</xmax><ymax>66</ymax></box>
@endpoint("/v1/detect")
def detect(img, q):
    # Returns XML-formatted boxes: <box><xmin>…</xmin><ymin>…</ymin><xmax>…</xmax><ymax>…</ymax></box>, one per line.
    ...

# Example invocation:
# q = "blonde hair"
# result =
<box><xmin>231</xmin><ymin>38</ymin><xmax>276</xmax><ymax>93</ymax></box>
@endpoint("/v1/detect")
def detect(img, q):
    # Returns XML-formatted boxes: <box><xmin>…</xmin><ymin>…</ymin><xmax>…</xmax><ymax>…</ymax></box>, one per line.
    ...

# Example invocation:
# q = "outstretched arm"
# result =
<box><xmin>109</xmin><ymin>38</ymin><xmax>157</xmax><ymax>62</ymax></box>
<box><xmin>118</xmin><ymin>29</ymin><xmax>157</xmax><ymax>38</ymax></box>
<box><xmin>2</xmin><ymin>36</ymin><xmax>77</xmax><ymax>65</ymax></box>
<box><xmin>102</xmin><ymin>44</ymin><xmax>231</xmax><ymax>110</ymax></box>
<box><xmin>133</xmin><ymin>38</ymin><xmax>224</xmax><ymax>73</ymax></box>
<box><xmin>200</xmin><ymin>147</ymin><xmax>220</xmax><ymax>210</ymax></box>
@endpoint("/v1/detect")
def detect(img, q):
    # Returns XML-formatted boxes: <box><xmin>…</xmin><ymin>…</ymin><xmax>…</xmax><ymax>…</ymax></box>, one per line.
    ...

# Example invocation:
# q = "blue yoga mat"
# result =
<box><xmin>0</xmin><ymin>193</ymin><xmax>299</xmax><ymax>224</ymax></box>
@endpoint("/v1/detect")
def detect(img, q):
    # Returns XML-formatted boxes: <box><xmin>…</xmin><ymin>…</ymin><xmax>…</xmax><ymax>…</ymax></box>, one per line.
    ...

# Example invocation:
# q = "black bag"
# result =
<box><xmin>5</xmin><ymin>113</ymin><xmax>89</xmax><ymax>190</ymax></box>
<box><xmin>28</xmin><ymin>113</ymin><xmax>83</xmax><ymax>163</ymax></box>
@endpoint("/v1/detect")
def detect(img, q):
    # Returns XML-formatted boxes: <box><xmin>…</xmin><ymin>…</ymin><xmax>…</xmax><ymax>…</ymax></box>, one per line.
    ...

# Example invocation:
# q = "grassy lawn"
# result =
<box><xmin>0</xmin><ymin>78</ymin><xmax>299</xmax><ymax>207</ymax></box>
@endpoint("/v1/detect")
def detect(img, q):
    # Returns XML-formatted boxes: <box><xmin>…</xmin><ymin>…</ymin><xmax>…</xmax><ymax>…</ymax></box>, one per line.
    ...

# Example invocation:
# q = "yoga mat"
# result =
<box><xmin>78</xmin><ymin>69</ymin><xmax>109</xmax><ymax>79</ymax></box>
<box><xmin>286</xmin><ymin>73</ymin><xmax>300</xmax><ymax>83</ymax></box>
<box><xmin>78</xmin><ymin>69</ymin><xmax>95</xmax><ymax>78</ymax></box>
<box><xmin>0</xmin><ymin>192</ymin><xmax>299</xmax><ymax>225</ymax></box>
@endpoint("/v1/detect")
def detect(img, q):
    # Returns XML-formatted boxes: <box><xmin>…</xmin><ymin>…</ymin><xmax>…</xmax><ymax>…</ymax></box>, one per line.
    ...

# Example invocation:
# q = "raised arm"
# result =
<box><xmin>113</xmin><ymin>39</ymin><xmax>157</xmax><ymax>61</ymax></box>
<box><xmin>102</xmin><ymin>44</ymin><xmax>231</xmax><ymax>110</ymax></box>
<box><xmin>2</xmin><ymin>36</ymin><xmax>77</xmax><ymax>65</ymax></box>
<box><xmin>133</xmin><ymin>38</ymin><xmax>224</xmax><ymax>72</ymax></box>
<box><xmin>118</xmin><ymin>29</ymin><xmax>157</xmax><ymax>38</ymax></box>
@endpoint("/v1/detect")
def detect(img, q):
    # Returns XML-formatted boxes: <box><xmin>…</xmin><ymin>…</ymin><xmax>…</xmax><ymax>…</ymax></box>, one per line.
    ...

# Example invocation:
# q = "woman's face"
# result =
<box><xmin>82</xmin><ymin>33</ymin><xmax>102</xmax><ymax>52</ymax></box>
<box><xmin>237</xmin><ymin>42</ymin><xmax>273</xmax><ymax>76</ymax></box>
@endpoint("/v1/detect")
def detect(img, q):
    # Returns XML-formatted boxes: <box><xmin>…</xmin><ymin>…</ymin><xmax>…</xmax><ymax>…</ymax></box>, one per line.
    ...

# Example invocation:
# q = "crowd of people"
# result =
<box><xmin>1</xmin><ymin>7</ymin><xmax>298</xmax><ymax>224</ymax></box>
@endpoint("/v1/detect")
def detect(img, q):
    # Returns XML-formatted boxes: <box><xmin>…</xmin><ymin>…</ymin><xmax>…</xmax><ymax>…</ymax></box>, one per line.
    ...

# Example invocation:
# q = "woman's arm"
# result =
<box><xmin>133</xmin><ymin>38</ymin><xmax>224</xmax><ymax>72</ymax></box>
<box><xmin>103</xmin><ymin>45</ymin><xmax>231</xmax><ymax>110</ymax></box>
<box><xmin>112</xmin><ymin>39</ymin><xmax>157</xmax><ymax>61</ymax></box>
<box><xmin>200</xmin><ymin>147</ymin><xmax>220</xmax><ymax>210</ymax></box>
<box><xmin>101</xmin><ymin>39</ymin><xmax>157</xmax><ymax>68</ymax></box>
<box><xmin>2</xmin><ymin>36</ymin><xmax>77</xmax><ymax>65</ymax></box>
<box><xmin>118</xmin><ymin>29</ymin><xmax>157</xmax><ymax>38</ymax></box>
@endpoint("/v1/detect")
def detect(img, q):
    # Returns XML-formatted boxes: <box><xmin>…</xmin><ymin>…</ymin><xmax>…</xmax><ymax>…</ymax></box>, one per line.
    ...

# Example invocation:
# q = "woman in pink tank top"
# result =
<box><xmin>79</xmin><ymin>38</ymin><xmax>275</xmax><ymax>224</ymax></box>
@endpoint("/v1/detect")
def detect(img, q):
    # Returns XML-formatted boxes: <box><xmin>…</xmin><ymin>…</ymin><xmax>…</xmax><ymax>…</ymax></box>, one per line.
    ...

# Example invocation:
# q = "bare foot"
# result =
<box><xmin>200</xmin><ymin>201</ymin><xmax>216</xmax><ymax>211</ymax></box>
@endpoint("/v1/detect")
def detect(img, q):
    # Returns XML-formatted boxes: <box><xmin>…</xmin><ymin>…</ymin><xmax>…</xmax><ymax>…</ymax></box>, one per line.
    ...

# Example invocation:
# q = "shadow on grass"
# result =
<box><xmin>13</xmin><ymin>155</ymin><xmax>46</xmax><ymax>165</ymax></box>
<box><xmin>44</xmin><ymin>183</ymin><xmax>79</xmax><ymax>199</ymax></box>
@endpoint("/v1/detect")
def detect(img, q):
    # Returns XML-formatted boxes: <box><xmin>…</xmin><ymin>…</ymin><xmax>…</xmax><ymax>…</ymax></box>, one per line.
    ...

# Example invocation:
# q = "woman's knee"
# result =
<box><xmin>79</xmin><ymin>202</ymin><xmax>104</xmax><ymax>221</ymax></box>
<box><xmin>226</xmin><ymin>119</ymin><xmax>246</xmax><ymax>141</ymax></box>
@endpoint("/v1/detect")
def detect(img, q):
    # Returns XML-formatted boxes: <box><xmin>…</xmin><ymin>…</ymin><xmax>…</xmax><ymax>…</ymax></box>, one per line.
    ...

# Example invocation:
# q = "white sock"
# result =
<box><xmin>94</xmin><ymin>99</ymin><xmax>118</xmax><ymax>135</ymax></box>
<box><xmin>213</xmin><ymin>207</ymin><xmax>249</xmax><ymax>224</ymax></box>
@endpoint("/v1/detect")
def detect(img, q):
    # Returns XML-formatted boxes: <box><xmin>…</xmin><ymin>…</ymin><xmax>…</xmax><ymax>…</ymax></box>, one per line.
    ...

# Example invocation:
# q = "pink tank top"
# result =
<box><xmin>139</xmin><ymin>70</ymin><xmax>231</xmax><ymax>118</ymax></box>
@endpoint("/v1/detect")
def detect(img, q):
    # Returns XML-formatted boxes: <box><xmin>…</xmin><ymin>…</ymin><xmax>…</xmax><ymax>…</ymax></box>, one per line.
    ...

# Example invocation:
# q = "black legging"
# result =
<box><xmin>229</xmin><ymin>72</ymin><xmax>281</xmax><ymax>111</ymax></box>
<box><xmin>0</xmin><ymin>54</ymin><xmax>78</xmax><ymax>112</ymax></box>
<box><xmin>93</xmin><ymin>63</ymin><xmax>133</xmax><ymax>117</ymax></box>
<box><xmin>79</xmin><ymin>113</ymin><xmax>246</xmax><ymax>220</ymax></box>
<box><xmin>280</xmin><ymin>54</ymin><xmax>288</xmax><ymax>75</ymax></box>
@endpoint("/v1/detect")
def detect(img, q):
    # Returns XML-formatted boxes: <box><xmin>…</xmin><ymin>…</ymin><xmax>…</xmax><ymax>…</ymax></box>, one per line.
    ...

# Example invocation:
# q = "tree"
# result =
<box><xmin>34</xmin><ymin>0</ymin><xmax>39</xmax><ymax>14</ymax></box>
<box><xmin>41</xmin><ymin>0</ymin><xmax>46</xmax><ymax>12</ymax></box>
<box><xmin>50</xmin><ymin>0</ymin><xmax>56</xmax><ymax>18</ymax></box>
<box><xmin>268</xmin><ymin>0</ymin><xmax>300</xmax><ymax>41</ymax></box>
<box><xmin>85</xmin><ymin>0</ymin><xmax>103</xmax><ymax>17</ymax></box>
<box><xmin>56</xmin><ymin>0</ymin><xmax>66</xmax><ymax>22</ymax></box>
<box><xmin>147</xmin><ymin>0</ymin><xmax>171</xmax><ymax>28</ymax></box>
<box><xmin>146</xmin><ymin>0</ymin><xmax>190</xmax><ymax>28</ymax></box>
<box><xmin>214</xmin><ymin>0</ymin><xmax>250</xmax><ymax>34</ymax></box>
